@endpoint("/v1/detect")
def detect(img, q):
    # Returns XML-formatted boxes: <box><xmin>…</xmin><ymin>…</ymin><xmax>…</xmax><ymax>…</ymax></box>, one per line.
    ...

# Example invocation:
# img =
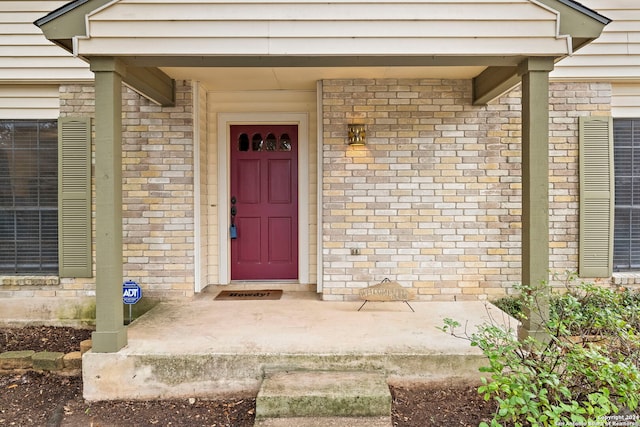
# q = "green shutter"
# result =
<box><xmin>579</xmin><ymin>116</ymin><xmax>614</xmax><ymax>277</ymax></box>
<box><xmin>58</xmin><ymin>117</ymin><xmax>92</xmax><ymax>278</ymax></box>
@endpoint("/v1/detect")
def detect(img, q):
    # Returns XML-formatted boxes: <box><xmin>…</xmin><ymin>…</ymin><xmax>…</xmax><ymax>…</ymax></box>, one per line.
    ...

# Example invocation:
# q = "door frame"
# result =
<box><xmin>217</xmin><ymin>113</ymin><xmax>309</xmax><ymax>285</ymax></box>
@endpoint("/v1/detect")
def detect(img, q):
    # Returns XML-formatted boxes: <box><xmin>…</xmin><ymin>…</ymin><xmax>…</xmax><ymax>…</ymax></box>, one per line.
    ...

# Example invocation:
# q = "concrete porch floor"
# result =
<box><xmin>82</xmin><ymin>287</ymin><xmax>515</xmax><ymax>401</ymax></box>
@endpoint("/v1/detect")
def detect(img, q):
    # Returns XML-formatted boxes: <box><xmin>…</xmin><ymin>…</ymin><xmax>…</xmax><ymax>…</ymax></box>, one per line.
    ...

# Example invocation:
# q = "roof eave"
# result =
<box><xmin>34</xmin><ymin>0</ymin><xmax>92</xmax><ymax>27</ymax></box>
<box><xmin>34</xmin><ymin>0</ymin><xmax>113</xmax><ymax>43</ymax></box>
<box><xmin>553</xmin><ymin>0</ymin><xmax>611</xmax><ymax>26</ymax></box>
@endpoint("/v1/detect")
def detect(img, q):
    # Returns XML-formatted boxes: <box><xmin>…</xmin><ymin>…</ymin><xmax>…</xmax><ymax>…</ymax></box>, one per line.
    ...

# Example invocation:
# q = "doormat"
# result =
<box><xmin>214</xmin><ymin>289</ymin><xmax>283</xmax><ymax>301</ymax></box>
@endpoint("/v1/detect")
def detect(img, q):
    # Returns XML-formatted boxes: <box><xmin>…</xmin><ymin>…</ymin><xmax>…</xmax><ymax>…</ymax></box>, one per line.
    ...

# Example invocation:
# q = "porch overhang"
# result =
<box><xmin>35</xmin><ymin>0</ymin><xmax>609</xmax><ymax>353</ymax></box>
<box><xmin>36</xmin><ymin>0</ymin><xmax>609</xmax><ymax>105</ymax></box>
<box><xmin>473</xmin><ymin>0</ymin><xmax>610</xmax><ymax>105</ymax></box>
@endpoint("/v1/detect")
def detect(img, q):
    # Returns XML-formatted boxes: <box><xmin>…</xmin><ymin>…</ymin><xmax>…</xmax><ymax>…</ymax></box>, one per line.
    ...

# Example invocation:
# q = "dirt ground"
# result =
<box><xmin>0</xmin><ymin>326</ymin><xmax>495</xmax><ymax>426</ymax></box>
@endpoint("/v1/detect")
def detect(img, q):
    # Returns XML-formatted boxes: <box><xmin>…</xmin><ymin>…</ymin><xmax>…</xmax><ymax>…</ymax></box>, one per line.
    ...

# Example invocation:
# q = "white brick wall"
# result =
<box><xmin>321</xmin><ymin>79</ymin><xmax>612</xmax><ymax>301</ymax></box>
<box><xmin>1</xmin><ymin>79</ymin><xmax>620</xmax><ymax>303</ymax></box>
<box><xmin>55</xmin><ymin>81</ymin><xmax>196</xmax><ymax>299</ymax></box>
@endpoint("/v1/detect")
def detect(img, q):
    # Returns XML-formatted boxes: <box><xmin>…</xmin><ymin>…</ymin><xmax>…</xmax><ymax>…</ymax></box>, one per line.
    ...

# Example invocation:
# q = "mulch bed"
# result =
<box><xmin>0</xmin><ymin>326</ymin><xmax>92</xmax><ymax>353</ymax></box>
<box><xmin>0</xmin><ymin>326</ymin><xmax>496</xmax><ymax>426</ymax></box>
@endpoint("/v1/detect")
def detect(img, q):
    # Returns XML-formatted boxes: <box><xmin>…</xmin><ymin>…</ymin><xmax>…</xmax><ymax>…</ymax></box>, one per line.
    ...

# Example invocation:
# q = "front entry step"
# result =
<box><xmin>253</xmin><ymin>416</ymin><xmax>392</xmax><ymax>427</ymax></box>
<box><xmin>254</xmin><ymin>370</ymin><xmax>392</xmax><ymax>426</ymax></box>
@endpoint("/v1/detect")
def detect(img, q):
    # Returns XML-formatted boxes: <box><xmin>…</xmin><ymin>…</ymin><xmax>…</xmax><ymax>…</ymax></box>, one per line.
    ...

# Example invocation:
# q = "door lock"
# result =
<box><xmin>230</xmin><ymin>196</ymin><xmax>238</xmax><ymax>239</ymax></box>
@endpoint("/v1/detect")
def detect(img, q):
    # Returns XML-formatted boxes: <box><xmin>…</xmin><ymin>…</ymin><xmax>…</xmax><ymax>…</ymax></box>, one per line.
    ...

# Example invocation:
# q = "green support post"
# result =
<box><xmin>90</xmin><ymin>57</ymin><xmax>128</xmax><ymax>352</ymax></box>
<box><xmin>517</xmin><ymin>57</ymin><xmax>554</xmax><ymax>344</ymax></box>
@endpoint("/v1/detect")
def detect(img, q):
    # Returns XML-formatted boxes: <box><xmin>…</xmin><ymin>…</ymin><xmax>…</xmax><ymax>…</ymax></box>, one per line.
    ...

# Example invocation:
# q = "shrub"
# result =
<box><xmin>492</xmin><ymin>295</ymin><xmax>523</xmax><ymax>320</ymax></box>
<box><xmin>441</xmin><ymin>278</ymin><xmax>640</xmax><ymax>427</ymax></box>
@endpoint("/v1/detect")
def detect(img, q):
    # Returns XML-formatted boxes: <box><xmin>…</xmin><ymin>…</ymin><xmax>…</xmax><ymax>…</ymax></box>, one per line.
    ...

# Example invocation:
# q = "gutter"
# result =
<box><xmin>556</xmin><ymin>0</ymin><xmax>611</xmax><ymax>25</ymax></box>
<box><xmin>34</xmin><ymin>0</ymin><xmax>92</xmax><ymax>28</ymax></box>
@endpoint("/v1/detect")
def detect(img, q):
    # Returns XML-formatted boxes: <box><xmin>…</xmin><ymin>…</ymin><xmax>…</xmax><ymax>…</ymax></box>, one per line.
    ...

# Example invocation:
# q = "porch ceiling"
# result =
<box><xmin>162</xmin><ymin>65</ymin><xmax>486</xmax><ymax>91</ymax></box>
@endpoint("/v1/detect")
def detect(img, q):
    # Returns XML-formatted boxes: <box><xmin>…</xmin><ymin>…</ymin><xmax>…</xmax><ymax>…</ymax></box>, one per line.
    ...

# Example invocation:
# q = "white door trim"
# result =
<box><xmin>217</xmin><ymin>112</ymin><xmax>309</xmax><ymax>285</ymax></box>
<box><xmin>193</xmin><ymin>82</ymin><xmax>202</xmax><ymax>292</ymax></box>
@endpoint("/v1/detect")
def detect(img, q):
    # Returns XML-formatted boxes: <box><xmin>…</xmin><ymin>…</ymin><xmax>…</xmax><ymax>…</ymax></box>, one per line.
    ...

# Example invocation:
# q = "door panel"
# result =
<box><xmin>237</xmin><ymin>159</ymin><xmax>261</xmax><ymax>203</ymax></box>
<box><xmin>230</xmin><ymin>125</ymin><xmax>298</xmax><ymax>280</ymax></box>
<box><xmin>269</xmin><ymin>217</ymin><xmax>293</xmax><ymax>263</ymax></box>
<box><xmin>268</xmin><ymin>159</ymin><xmax>292</xmax><ymax>204</ymax></box>
<box><xmin>236</xmin><ymin>217</ymin><xmax>261</xmax><ymax>263</ymax></box>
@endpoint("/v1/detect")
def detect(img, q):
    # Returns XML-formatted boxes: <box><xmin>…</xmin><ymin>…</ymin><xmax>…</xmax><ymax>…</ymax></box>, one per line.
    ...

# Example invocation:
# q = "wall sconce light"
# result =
<box><xmin>347</xmin><ymin>124</ymin><xmax>366</xmax><ymax>146</ymax></box>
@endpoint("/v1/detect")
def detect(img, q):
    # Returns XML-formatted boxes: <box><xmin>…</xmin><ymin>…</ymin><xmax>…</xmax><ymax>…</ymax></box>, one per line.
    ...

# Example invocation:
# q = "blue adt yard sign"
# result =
<box><xmin>122</xmin><ymin>280</ymin><xmax>142</xmax><ymax>305</ymax></box>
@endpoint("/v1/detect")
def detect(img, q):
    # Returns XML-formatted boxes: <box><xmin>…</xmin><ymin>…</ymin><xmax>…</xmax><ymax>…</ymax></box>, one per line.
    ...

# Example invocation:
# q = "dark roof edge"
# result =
<box><xmin>34</xmin><ymin>0</ymin><xmax>92</xmax><ymax>27</ymax></box>
<box><xmin>556</xmin><ymin>0</ymin><xmax>611</xmax><ymax>25</ymax></box>
<box><xmin>35</xmin><ymin>0</ymin><xmax>611</xmax><ymax>28</ymax></box>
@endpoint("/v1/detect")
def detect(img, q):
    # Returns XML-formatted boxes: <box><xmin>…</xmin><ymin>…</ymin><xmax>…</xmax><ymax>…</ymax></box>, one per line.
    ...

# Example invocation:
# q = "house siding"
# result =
<box><xmin>554</xmin><ymin>1</ymin><xmax>640</xmax><ymax>81</ymax></box>
<box><xmin>0</xmin><ymin>1</ymin><xmax>91</xmax><ymax>83</ymax></box>
<box><xmin>321</xmin><ymin>78</ymin><xmax>611</xmax><ymax>301</ymax></box>
<box><xmin>612</xmin><ymin>84</ymin><xmax>640</xmax><ymax>118</ymax></box>
<box><xmin>0</xmin><ymin>85</ymin><xmax>60</xmax><ymax>119</ymax></box>
<box><xmin>553</xmin><ymin>1</ymin><xmax>640</xmax><ymax>121</ymax></box>
<box><xmin>79</xmin><ymin>0</ymin><xmax>569</xmax><ymax>57</ymax></box>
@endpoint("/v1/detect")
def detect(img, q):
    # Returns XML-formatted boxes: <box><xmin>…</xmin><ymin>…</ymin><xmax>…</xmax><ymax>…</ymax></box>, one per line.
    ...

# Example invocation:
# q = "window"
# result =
<box><xmin>0</xmin><ymin>120</ymin><xmax>58</xmax><ymax>274</ymax></box>
<box><xmin>613</xmin><ymin>118</ymin><xmax>640</xmax><ymax>271</ymax></box>
<box><xmin>238</xmin><ymin>132</ymin><xmax>293</xmax><ymax>152</ymax></box>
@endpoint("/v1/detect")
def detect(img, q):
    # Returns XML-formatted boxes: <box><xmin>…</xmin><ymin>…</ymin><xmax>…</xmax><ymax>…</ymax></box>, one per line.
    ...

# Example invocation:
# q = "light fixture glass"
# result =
<box><xmin>347</xmin><ymin>124</ymin><xmax>366</xmax><ymax>146</ymax></box>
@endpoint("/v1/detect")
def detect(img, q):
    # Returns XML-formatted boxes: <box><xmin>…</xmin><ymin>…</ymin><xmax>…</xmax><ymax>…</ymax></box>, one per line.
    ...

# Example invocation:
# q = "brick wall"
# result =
<box><xmin>321</xmin><ymin>79</ymin><xmax>612</xmax><ymax>301</ymax></box>
<box><xmin>121</xmin><ymin>81</ymin><xmax>196</xmax><ymax>298</ymax></box>
<box><xmin>57</xmin><ymin>80</ymin><xmax>196</xmax><ymax>299</ymax></box>
<box><xmin>0</xmin><ymin>78</ymin><xmax>616</xmax><ymax>303</ymax></box>
<box><xmin>548</xmin><ymin>82</ymin><xmax>611</xmax><ymax>274</ymax></box>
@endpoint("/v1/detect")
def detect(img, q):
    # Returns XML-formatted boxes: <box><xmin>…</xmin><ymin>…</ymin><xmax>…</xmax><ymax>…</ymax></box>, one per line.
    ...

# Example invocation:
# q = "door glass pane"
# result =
<box><xmin>238</xmin><ymin>133</ymin><xmax>249</xmax><ymax>151</ymax></box>
<box><xmin>252</xmin><ymin>133</ymin><xmax>263</xmax><ymax>151</ymax></box>
<box><xmin>279</xmin><ymin>133</ymin><xmax>292</xmax><ymax>151</ymax></box>
<box><xmin>265</xmin><ymin>134</ymin><xmax>277</xmax><ymax>151</ymax></box>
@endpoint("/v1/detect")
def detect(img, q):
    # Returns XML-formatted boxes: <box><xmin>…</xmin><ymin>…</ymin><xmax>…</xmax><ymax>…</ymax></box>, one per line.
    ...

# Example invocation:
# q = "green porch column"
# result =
<box><xmin>517</xmin><ymin>57</ymin><xmax>554</xmax><ymax>343</ymax></box>
<box><xmin>90</xmin><ymin>57</ymin><xmax>127</xmax><ymax>352</ymax></box>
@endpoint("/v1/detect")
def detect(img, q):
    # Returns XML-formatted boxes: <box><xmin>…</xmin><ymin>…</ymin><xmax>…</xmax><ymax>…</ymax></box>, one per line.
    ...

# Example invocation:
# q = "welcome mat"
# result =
<box><xmin>214</xmin><ymin>289</ymin><xmax>283</xmax><ymax>301</ymax></box>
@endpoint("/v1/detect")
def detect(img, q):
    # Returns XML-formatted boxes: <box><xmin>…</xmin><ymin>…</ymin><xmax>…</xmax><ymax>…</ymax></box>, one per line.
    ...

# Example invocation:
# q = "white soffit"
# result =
<box><xmin>75</xmin><ymin>0</ymin><xmax>572</xmax><ymax>57</ymax></box>
<box><xmin>161</xmin><ymin>66</ymin><xmax>486</xmax><ymax>91</ymax></box>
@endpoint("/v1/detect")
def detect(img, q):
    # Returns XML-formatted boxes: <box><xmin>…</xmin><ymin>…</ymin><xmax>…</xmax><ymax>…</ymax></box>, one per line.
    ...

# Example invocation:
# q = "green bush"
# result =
<box><xmin>441</xmin><ymin>278</ymin><xmax>640</xmax><ymax>427</ymax></box>
<box><xmin>492</xmin><ymin>295</ymin><xmax>524</xmax><ymax>320</ymax></box>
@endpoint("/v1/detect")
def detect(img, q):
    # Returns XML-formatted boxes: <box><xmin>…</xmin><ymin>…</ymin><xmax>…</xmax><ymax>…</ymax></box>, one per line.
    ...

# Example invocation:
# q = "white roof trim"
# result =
<box><xmin>531</xmin><ymin>0</ymin><xmax>574</xmax><ymax>56</ymax></box>
<box><xmin>72</xmin><ymin>0</ymin><xmax>119</xmax><ymax>57</ymax></box>
<box><xmin>71</xmin><ymin>0</ymin><xmax>574</xmax><ymax>58</ymax></box>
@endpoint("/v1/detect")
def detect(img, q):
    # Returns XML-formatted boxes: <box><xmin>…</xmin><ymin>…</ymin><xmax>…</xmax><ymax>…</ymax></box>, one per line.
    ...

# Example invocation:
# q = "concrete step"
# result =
<box><xmin>254</xmin><ymin>416</ymin><xmax>392</xmax><ymax>427</ymax></box>
<box><xmin>255</xmin><ymin>370</ymin><xmax>392</xmax><ymax>425</ymax></box>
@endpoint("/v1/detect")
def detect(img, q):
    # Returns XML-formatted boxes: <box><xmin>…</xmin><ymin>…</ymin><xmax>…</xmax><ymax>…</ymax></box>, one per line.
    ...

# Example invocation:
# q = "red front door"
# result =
<box><xmin>230</xmin><ymin>125</ymin><xmax>298</xmax><ymax>280</ymax></box>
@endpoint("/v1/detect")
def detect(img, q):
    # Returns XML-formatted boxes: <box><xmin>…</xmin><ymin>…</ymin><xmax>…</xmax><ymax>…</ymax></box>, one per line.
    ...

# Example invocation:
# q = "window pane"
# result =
<box><xmin>615</xmin><ymin>176</ymin><xmax>632</xmax><ymax>206</ymax></box>
<box><xmin>265</xmin><ymin>133</ymin><xmax>277</xmax><ymax>151</ymax></box>
<box><xmin>238</xmin><ymin>133</ymin><xmax>249</xmax><ymax>151</ymax></box>
<box><xmin>0</xmin><ymin>119</ymin><xmax>58</xmax><ymax>274</ymax></box>
<box><xmin>280</xmin><ymin>134</ymin><xmax>292</xmax><ymax>151</ymax></box>
<box><xmin>0</xmin><ymin>145</ymin><xmax>12</xmax><ymax>206</ymax></box>
<box><xmin>252</xmin><ymin>133</ymin><xmax>263</xmax><ymax>151</ymax></box>
<box><xmin>614</xmin><ymin>118</ymin><xmax>640</xmax><ymax>271</ymax></box>
<box><xmin>14</xmin><ymin>121</ymin><xmax>38</xmax><ymax>149</ymax></box>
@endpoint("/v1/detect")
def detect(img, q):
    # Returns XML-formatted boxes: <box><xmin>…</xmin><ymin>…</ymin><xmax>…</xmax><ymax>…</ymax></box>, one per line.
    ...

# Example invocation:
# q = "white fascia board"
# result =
<box><xmin>76</xmin><ymin>37</ymin><xmax>571</xmax><ymax>57</ymax></box>
<box><xmin>73</xmin><ymin>0</ymin><xmax>571</xmax><ymax>58</ymax></box>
